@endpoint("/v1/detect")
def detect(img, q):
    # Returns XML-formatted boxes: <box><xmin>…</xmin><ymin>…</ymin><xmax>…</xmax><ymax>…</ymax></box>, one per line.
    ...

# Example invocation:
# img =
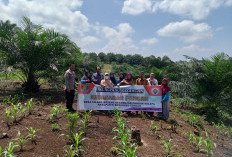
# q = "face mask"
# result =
<box><xmin>105</xmin><ymin>76</ymin><xmax>109</xmax><ymax>79</ymax></box>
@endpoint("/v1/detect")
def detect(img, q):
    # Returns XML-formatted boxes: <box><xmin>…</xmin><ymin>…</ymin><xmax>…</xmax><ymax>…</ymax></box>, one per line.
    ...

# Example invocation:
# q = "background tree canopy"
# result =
<box><xmin>0</xmin><ymin>17</ymin><xmax>231</xmax><ymax>124</ymax></box>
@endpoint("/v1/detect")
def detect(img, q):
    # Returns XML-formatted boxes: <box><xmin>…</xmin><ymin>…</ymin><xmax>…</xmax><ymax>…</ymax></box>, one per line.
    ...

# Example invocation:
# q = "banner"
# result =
<box><xmin>77</xmin><ymin>83</ymin><xmax>162</xmax><ymax>112</ymax></box>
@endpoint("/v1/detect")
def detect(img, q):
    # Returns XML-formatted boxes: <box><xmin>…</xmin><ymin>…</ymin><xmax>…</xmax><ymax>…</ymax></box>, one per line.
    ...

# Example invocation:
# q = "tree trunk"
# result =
<box><xmin>22</xmin><ymin>71</ymin><xmax>40</xmax><ymax>92</ymax></box>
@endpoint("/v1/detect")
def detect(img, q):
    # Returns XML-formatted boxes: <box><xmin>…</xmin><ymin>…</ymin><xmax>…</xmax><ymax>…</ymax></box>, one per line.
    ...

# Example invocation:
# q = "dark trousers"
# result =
<box><xmin>65</xmin><ymin>90</ymin><xmax>75</xmax><ymax>110</ymax></box>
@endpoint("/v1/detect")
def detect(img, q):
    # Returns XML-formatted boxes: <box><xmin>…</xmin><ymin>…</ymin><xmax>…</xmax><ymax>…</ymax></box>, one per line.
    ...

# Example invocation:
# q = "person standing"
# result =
<box><xmin>92</xmin><ymin>66</ymin><xmax>104</xmax><ymax>85</ymax></box>
<box><xmin>158</xmin><ymin>78</ymin><xmax>170</xmax><ymax>120</ymax></box>
<box><xmin>147</xmin><ymin>72</ymin><xmax>158</xmax><ymax>85</ymax></box>
<box><xmin>136</xmin><ymin>72</ymin><xmax>148</xmax><ymax>85</ymax></box>
<box><xmin>65</xmin><ymin>63</ymin><xmax>76</xmax><ymax>112</ymax></box>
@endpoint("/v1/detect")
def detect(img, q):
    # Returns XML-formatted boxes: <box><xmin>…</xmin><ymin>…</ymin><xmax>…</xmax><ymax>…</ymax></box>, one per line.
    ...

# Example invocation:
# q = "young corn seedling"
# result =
<box><xmin>5</xmin><ymin>108</ymin><xmax>11</xmax><ymax>127</ymax></box>
<box><xmin>64</xmin><ymin>145</ymin><xmax>78</xmax><ymax>157</ymax></box>
<box><xmin>67</xmin><ymin>113</ymin><xmax>80</xmax><ymax>133</ymax></box>
<box><xmin>14</xmin><ymin>131</ymin><xmax>28</xmax><ymax>151</ymax></box>
<box><xmin>187</xmin><ymin>131</ymin><xmax>195</xmax><ymax>145</ymax></box>
<box><xmin>51</xmin><ymin>123</ymin><xmax>60</xmax><ymax>131</ymax></box>
<box><xmin>26</xmin><ymin>127</ymin><xmax>39</xmax><ymax>145</ymax></box>
<box><xmin>0</xmin><ymin>146</ymin><xmax>2</xmax><ymax>156</ymax></box>
<box><xmin>60</xmin><ymin>132</ymin><xmax>86</xmax><ymax>155</ymax></box>
<box><xmin>3</xmin><ymin>142</ymin><xmax>17</xmax><ymax>157</ymax></box>
<box><xmin>193</xmin><ymin>132</ymin><xmax>203</xmax><ymax>152</ymax></box>
<box><xmin>11</xmin><ymin>103</ymin><xmax>20</xmax><ymax>123</ymax></box>
<box><xmin>163</xmin><ymin>139</ymin><xmax>172</xmax><ymax>156</ymax></box>
<box><xmin>48</xmin><ymin>105</ymin><xmax>60</xmax><ymax>121</ymax></box>
<box><xmin>27</xmin><ymin>98</ymin><xmax>34</xmax><ymax>115</ymax></box>
<box><xmin>203</xmin><ymin>132</ymin><xmax>216</xmax><ymax>156</ymax></box>
<box><xmin>150</xmin><ymin>121</ymin><xmax>159</xmax><ymax>137</ymax></box>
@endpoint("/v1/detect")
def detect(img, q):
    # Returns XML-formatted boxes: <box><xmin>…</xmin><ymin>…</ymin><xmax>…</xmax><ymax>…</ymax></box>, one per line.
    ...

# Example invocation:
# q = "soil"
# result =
<box><xmin>0</xmin><ymin>84</ymin><xmax>232</xmax><ymax>157</ymax></box>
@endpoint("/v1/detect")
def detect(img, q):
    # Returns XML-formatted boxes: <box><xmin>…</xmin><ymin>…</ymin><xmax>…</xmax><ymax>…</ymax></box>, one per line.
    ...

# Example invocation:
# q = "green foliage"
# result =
<box><xmin>51</xmin><ymin>123</ymin><xmax>60</xmax><ymax>131</ymax></box>
<box><xmin>150</xmin><ymin>121</ymin><xmax>159</xmax><ymax>136</ymax></box>
<box><xmin>3</xmin><ymin>142</ymin><xmax>17</xmax><ymax>157</ymax></box>
<box><xmin>163</xmin><ymin>139</ymin><xmax>172</xmax><ymax>156</ymax></box>
<box><xmin>48</xmin><ymin>105</ymin><xmax>60</xmax><ymax>121</ymax></box>
<box><xmin>60</xmin><ymin>132</ymin><xmax>86</xmax><ymax>156</ymax></box>
<box><xmin>67</xmin><ymin>113</ymin><xmax>80</xmax><ymax>133</ymax></box>
<box><xmin>185</xmin><ymin>113</ymin><xmax>204</xmax><ymax>130</ymax></box>
<box><xmin>14</xmin><ymin>131</ymin><xmax>28</xmax><ymax>151</ymax></box>
<box><xmin>64</xmin><ymin>145</ymin><xmax>79</xmax><ymax>157</ymax></box>
<box><xmin>26</xmin><ymin>127</ymin><xmax>39</xmax><ymax>145</ymax></box>
<box><xmin>212</xmin><ymin>121</ymin><xmax>230</xmax><ymax>136</ymax></box>
<box><xmin>5</xmin><ymin>108</ymin><xmax>11</xmax><ymax>126</ymax></box>
<box><xmin>11</xmin><ymin>103</ymin><xmax>20</xmax><ymax>123</ymax></box>
<box><xmin>203</xmin><ymin>132</ymin><xmax>216</xmax><ymax>156</ymax></box>
<box><xmin>0</xmin><ymin>17</ymin><xmax>81</xmax><ymax>92</ymax></box>
<box><xmin>112</xmin><ymin>109</ymin><xmax>139</xmax><ymax>157</ymax></box>
<box><xmin>26</xmin><ymin>98</ymin><xmax>34</xmax><ymax>115</ymax></box>
<box><xmin>80</xmin><ymin>110</ymin><xmax>92</xmax><ymax>134</ymax></box>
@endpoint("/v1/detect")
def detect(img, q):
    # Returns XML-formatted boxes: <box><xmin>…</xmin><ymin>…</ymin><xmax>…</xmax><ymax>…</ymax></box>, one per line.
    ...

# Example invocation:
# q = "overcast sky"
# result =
<box><xmin>0</xmin><ymin>0</ymin><xmax>232</xmax><ymax>61</ymax></box>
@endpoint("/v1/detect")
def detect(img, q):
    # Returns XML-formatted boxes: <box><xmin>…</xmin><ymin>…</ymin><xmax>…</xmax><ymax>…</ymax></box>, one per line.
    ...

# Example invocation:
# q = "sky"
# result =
<box><xmin>0</xmin><ymin>0</ymin><xmax>232</xmax><ymax>61</ymax></box>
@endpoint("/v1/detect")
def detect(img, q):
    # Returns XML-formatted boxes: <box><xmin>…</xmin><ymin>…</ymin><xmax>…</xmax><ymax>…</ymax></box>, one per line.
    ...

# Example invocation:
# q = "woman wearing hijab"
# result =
<box><xmin>158</xmin><ymin>78</ymin><xmax>170</xmax><ymax>120</ymax></box>
<box><xmin>100</xmin><ymin>73</ymin><xmax>114</xmax><ymax>87</ymax></box>
<box><xmin>110</xmin><ymin>72</ymin><xmax>118</xmax><ymax>86</ymax></box>
<box><xmin>81</xmin><ymin>71</ymin><xmax>92</xmax><ymax>83</ymax></box>
<box><xmin>117</xmin><ymin>72</ymin><xmax>133</xmax><ymax>86</ymax></box>
<box><xmin>118</xmin><ymin>72</ymin><xmax>125</xmax><ymax>83</ymax></box>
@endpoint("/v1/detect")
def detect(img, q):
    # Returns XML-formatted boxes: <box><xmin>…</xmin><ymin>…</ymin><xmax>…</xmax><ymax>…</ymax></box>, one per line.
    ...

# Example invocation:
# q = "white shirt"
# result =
<box><xmin>147</xmin><ymin>78</ymin><xmax>158</xmax><ymax>86</ymax></box>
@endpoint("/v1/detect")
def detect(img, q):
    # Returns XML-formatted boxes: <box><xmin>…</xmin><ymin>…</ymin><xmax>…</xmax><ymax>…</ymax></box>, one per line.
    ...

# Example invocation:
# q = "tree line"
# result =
<box><xmin>0</xmin><ymin>17</ymin><xmax>231</xmax><ymax>124</ymax></box>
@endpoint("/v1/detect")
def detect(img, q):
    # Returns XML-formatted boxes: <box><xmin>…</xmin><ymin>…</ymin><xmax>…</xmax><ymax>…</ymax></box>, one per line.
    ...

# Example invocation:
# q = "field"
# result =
<box><xmin>0</xmin><ymin>80</ymin><xmax>232</xmax><ymax>157</ymax></box>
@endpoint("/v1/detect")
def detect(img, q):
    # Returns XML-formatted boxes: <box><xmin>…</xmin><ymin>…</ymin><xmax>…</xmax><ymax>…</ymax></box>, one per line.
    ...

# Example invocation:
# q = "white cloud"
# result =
<box><xmin>140</xmin><ymin>38</ymin><xmax>158</xmax><ymax>45</ymax></box>
<box><xmin>78</xmin><ymin>36</ymin><xmax>100</xmax><ymax>47</ymax></box>
<box><xmin>100</xmin><ymin>23</ymin><xmax>139</xmax><ymax>53</ymax></box>
<box><xmin>157</xmin><ymin>20</ymin><xmax>213</xmax><ymax>43</ymax></box>
<box><xmin>122</xmin><ymin>0</ymin><xmax>152</xmax><ymax>15</ymax></box>
<box><xmin>152</xmin><ymin>0</ymin><xmax>232</xmax><ymax>20</ymax></box>
<box><xmin>0</xmin><ymin>0</ymin><xmax>89</xmax><ymax>42</ymax></box>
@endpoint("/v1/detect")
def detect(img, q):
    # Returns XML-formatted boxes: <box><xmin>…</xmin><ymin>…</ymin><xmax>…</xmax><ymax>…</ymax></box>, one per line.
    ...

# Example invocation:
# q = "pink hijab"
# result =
<box><xmin>161</xmin><ymin>78</ymin><xmax>170</xmax><ymax>95</ymax></box>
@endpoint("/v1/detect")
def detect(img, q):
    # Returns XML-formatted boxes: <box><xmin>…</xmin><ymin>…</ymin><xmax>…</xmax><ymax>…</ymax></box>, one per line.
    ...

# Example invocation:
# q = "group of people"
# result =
<box><xmin>65</xmin><ymin>63</ymin><xmax>170</xmax><ymax>120</ymax></box>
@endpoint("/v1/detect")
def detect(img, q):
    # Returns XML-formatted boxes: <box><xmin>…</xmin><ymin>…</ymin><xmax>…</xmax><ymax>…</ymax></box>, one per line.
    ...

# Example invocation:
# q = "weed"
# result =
<box><xmin>51</xmin><ymin>123</ymin><xmax>60</xmax><ymax>131</ymax></box>
<box><xmin>14</xmin><ymin>131</ymin><xmax>28</xmax><ymax>151</ymax></box>
<box><xmin>26</xmin><ymin>127</ymin><xmax>39</xmax><ymax>145</ymax></box>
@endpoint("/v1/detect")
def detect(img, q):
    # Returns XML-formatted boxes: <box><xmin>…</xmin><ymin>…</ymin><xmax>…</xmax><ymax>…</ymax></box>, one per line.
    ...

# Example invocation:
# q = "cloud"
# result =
<box><xmin>122</xmin><ymin>0</ymin><xmax>152</xmax><ymax>15</ymax></box>
<box><xmin>140</xmin><ymin>38</ymin><xmax>158</xmax><ymax>45</ymax></box>
<box><xmin>100</xmin><ymin>23</ymin><xmax>139</xmax><ymax>53</ymax></box>
<box><xmin>157</xmin><ymin>20</ymin><xmax>213</xmax><ymax>42</ymax></box>
<box><xmin>0</xmin><ymin>0</ymin><xmax>89</xmax><ymax>41</ymax></box>
<box><xmin>78</xmin><ymin>36</ymin><xmax>100</xmax><ymax>47</ymax></box>
<box><xmin>152</xmin><ymin>0</ymin><xmax>232</xmax><ymax>20</ymax></box>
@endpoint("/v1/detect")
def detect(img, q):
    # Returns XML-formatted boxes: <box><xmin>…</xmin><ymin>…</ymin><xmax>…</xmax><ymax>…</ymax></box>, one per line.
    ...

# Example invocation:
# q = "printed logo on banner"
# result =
<box><xmin>151</xmin><ymin>87</ymin><xmax>159</xmax><ymax>95</ymax></box>
<box><xmin>81</xmin><ymin>85</ymin><xmax>89</xmax><ymax>93</ymax></box>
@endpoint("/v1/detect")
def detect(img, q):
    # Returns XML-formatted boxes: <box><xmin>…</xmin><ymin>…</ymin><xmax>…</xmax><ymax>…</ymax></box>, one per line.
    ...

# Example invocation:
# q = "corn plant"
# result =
<box><xmin>14</xmin><ymin>131</ymin><xmax>28</xmax><ymax>151</ymax></box>
<box><xmin>26</xmin><ymin>127</ymin><xmax>39</xmax><ymax>145</ymax></box>
<box><xmin>187</xmin><ymin>131</ymin><xmax>195</xmax><ymax>145</ymax></box>
<box><xmin>48</xmin><ymin>105</ymin><xmax>60</xmax><ymax>121</ymax></box>
<box><xmin>5</xmin><ymin>108</ymin><xmax>11</xmax><ymax>127</ymax></box>
<box><xmin>3</xmin><ymin>142</ymin><xmax>17</xmax><ymax>157</ymax></box>
<box><xmin>80</xmin><ymin>110</ymin><xmax>92</xmax><ymax>135</ymax></box>
<box><xmin>194</xmin><ymin>133</ymin><xmax>203</xmax><ymax>152</ymax></box>
<box><xmin>163</xmin><ymin>139</ymin><xmax>172</xmax><ymax>156</ymax></box>
<box><xmin>203</xmin><ymin>132</ymin><xmax>216</xmax><ymax>156</ymax></box>
<box><xmin>11</xmin><ymin>103</ymin><xmax>20</xmax><ymax>123</ymax></box>
<box><xmin>0</xmin><ymin>146</ymin><xmax>2</xmax><ymax>156</ymax></box>
<box><xmin>51</xmin><ymin>123</ymin><xmax>60</xmax><ymax>131</ymax></box>
<box><xmin>64</xmin><ymin>145</ymin><xmax>78</xmax><ymax>157</ymax></box>
<box><xmin>67</xmin><ymin>113</ymin><xmax>80</xmax><ymax>133</ymax></box>
<box><xmin>27</xmin><ymin>98</ymin><xmax>34</xmax><ymax>115</ymax></box>
<box><xmin>60</xmin><ymin>132</ymin><xmax>86</xmax><ymax>155</ymax></box>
